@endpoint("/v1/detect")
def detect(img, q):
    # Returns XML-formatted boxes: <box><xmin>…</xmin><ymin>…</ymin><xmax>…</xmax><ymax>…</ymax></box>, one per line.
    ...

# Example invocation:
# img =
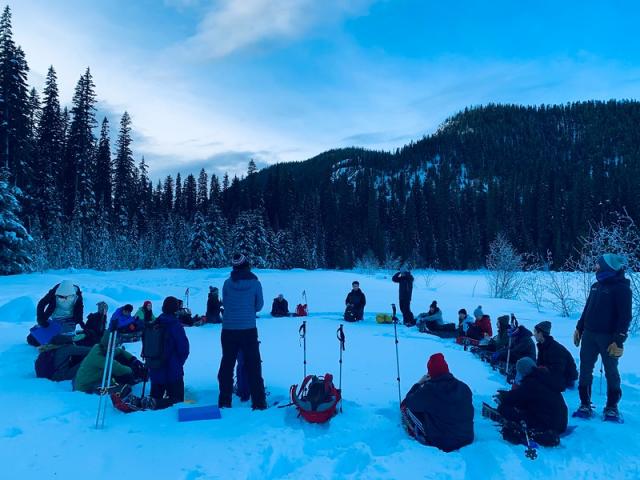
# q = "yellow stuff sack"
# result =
<box><xmin>376</xmin><ymin>313</ymin><xmax>392</xmax><ymax>324</ymax></box>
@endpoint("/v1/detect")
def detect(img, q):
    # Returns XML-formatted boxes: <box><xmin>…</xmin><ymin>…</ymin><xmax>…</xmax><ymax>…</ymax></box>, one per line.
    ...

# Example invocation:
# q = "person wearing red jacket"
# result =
<box><xmin>467</xmin><ymin>314</ymin><xmax>493</xmax><ymax>340</ymax></box>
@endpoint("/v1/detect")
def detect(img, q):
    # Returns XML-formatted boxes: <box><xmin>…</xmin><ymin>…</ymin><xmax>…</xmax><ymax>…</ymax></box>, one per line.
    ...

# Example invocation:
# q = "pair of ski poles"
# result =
<box><xmin>95</xmin><ymin>329</ymin><xmax>119</xmax><ymax>429</ymax></box>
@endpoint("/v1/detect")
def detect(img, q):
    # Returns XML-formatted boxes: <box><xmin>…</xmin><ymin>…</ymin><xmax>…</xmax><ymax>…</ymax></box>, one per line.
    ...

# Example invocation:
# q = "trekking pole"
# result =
<box><xmin>337</xmin><ymin>324</ymin><xmax>345</xmax><ymax>413</ymax></box>
<box><xmin>299</xmin><ymin>321</ymin><xmax>307</xmax><ymax>378</ymax></box>
<box><xmin>141</xmin><ymin>359</ymin><xmax>148</xmax><ymax>398</ymax></box>
<box><xmin>392</xmin><ymin>304</ymin><xmax>402</xmax><ymax>407</ymax></box>
<box><xmin>95</xmin><ymin>330</ymin><xmax>115</xmax><ymax>429</ymax></box>
<box><xmin>599</xmin><ymin>360</ymin><xmax>604</xmax><ymax>396</ymax></box>
<box><xmin>505</xmin><ymin>314</ymin><xmax>517</xmax><ymax>379</ymax></box>
<box><xmin>96</xmin><ymin>330</ymin><xmax>119</xmax><ymax>429</ymax></box>
<box><xmin>185</xmin><ymin>288</ymin><xmax>190</xmax><ymax>309</ymax></box>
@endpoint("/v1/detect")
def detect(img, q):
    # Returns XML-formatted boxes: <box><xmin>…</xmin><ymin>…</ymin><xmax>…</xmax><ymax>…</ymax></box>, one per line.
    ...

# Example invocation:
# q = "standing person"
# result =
<box><xmin>534</xmin><ymin>321</ymin><xmax>578</xmax><ymax>392</ymax></box>
<box><xmin>573</xmin><ymin>254</ymin><xmax>631</xmax><ymax>421</ymax></box>
<box><xmin>148</xmin><ymin>296</ymin><xmax>190</xmax><ymax>407</ymax></box>
<box><xmin>218</xmin><ymin>254</ymin><xmax>267</xmax><ymax>410</ymax></box>
<box><xmin>206</xmin><ymin>286</ymin><xmax>223</xmax><ymax>324</ymax></box>
<box><xmin>392</xmin><ymin>267</ymin><xmax>415</xmax><ymax>326</ymax></box>
<box><xmin>344</xmin><ymin>281</ymin><xmax>366</xmax><ymax>322</ymax></box>
<box><xmin>401</xmin><ymin>353</ymin><xmax>474</xmax><ymax>452</ymax></box>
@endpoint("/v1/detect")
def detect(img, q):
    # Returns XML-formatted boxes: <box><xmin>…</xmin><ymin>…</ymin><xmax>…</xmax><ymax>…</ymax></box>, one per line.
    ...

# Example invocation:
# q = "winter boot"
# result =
<box><xmin>573</xmin><ymin>384</ymin><xmax>594</xmax><ymax>418</ymax></box>
<box><xmin>603</xmin><ymin>389</ymin><xmax>623</xmax><ymax>422</ymax></box>
<box><xmin>110</xmin><ymin>385</ymin><xmax>142</xmax><ymax>413</ymax></box>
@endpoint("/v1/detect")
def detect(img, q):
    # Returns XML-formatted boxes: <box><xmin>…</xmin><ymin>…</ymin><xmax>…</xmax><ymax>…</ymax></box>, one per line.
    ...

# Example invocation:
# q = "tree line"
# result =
<box><xmin>2</xmin><ymin>5</ymin><xmax>639</xmax><ymax>274</ymax></box>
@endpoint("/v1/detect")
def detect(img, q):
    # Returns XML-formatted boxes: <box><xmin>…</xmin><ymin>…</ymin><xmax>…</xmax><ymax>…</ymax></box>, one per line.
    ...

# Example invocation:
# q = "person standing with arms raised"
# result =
<box><xmin>217</xmin><ymin>254</ymin><xmax>267</xmax><ymax>410</ymax></box>
<box><xmin>392</xmin><ymin>266</ymin><xmax>415</xmax><ymax>326</ymax></box>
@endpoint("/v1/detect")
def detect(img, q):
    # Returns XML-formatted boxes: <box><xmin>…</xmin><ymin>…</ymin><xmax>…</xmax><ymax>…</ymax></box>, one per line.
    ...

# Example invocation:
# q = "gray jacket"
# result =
<box><xmin>222</xmin><ymin>269</ymin><xmax>264</xmax><ymax>330</ymax></box>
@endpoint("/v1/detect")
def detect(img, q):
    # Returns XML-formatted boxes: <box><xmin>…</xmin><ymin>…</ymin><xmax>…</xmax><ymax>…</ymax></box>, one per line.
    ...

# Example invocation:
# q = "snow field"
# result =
<box><xmin>0</xmin><ymin>269</ymin><xmax>639</xmax><ymax>479</ymax></box>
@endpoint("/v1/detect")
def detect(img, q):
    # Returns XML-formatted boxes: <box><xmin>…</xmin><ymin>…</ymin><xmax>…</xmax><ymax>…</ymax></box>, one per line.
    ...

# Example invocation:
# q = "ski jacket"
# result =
<box><xmin>271</xmin><ymin>298</ymin><xmax>289</xmax><ymax>317</ymax></box>
<box><xmin>392</xmin><ymin>272</ymin><xmax>414</xmax><ymax>303</ymax></box>
<box><xmin>475</xmin><ymin>316</ymin><xmax>493</xmax><ymax>337</ymax></box>
<box><xmin>536</xmin><ymin>336</ymin><xmax>578</xmax><ymax>392</ymax></box>
<box><xmin>222</xmin><ymin>269</ymin><xmax>264</xmax><ymax>330</ymax></box>
<box><xmin>345</xmin><ymin>290</ymin><xmax>366</xmax><ymax>316</ymax></box>
<box><xmin>494</xmin><ymin>326</ymin><xmax>536</xmax><ymax>363</ymax></box>
<box><xmin>148</xmin><ymin>313</ymin><xmax>190</xmax><ymax>384</ymax></box>
<box><xmin>73</xmin><ymin>333</ymin><xmax>134</xmax><ymax>392</ymax></box>
<box><xmin>421</xmin><ymin>309</ymin><xmax>443</xmax><ymax>326</ymax></box>
<box><xmin>135</xmin><ymin>307</ymin><xmax>156</xmax><ymax>324</ymax></box>
<box><xmin>110</xmin><ymin>307</ymin><xmax>144</xmax><ymax>332</ymax></box>
<box><xmin>497</xmin><ymin>367</ymin><xmax>568</xmax><ymax>434</ymax></box>
<box><xmin>403</xmin><ymin>373</ymin><xmax>474</xmax><ymax>452</ymax></box>
<box><xmin>78</xmin><ymin>312</ymin><xmax>107</xmax><ymax>347</ymax></box>
<box><xmin>36</xmin><ymin>283</ymin><xmax>84</xmax><ymax>327</ymax></box>
<box><xmin>576</xmin><ymin>273</ymin><xmax>632</xmax><ymax>345</ymax></box>
<box><xmin>459</xmin><ymin>314</ymin><xmax>475</xmax><ymax>334</ymax></box>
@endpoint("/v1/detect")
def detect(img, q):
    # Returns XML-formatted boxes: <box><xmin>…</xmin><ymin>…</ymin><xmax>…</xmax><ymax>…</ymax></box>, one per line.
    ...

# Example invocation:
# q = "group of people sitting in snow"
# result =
<box><xmin>25</xmin><ymin>252</ymin><xmax>630</xmax><ymax>452</ymax></box>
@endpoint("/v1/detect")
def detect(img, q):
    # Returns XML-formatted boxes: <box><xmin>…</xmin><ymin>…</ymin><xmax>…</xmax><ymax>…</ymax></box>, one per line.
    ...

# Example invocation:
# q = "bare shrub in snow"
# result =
<box><xmin>485</xmin><ymin>233</ymin><xmax>525</xmax><ymax>299</ymax></box>
<box><xmin>520</xmin><ymin>255</ymin><xmax>546</xmax><ymax>312</ymax></box>
<box><xmin>354</xmin><ymin>250</ymin><xmax>380</xmax><ymax>275</ymax></box>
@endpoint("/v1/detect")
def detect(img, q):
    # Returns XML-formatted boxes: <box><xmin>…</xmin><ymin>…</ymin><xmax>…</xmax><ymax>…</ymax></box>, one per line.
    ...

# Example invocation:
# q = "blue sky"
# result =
<box><xmin>11</xmin><ymin>0</ymin><xmax>640</xmax><ymax>178</ymax></box>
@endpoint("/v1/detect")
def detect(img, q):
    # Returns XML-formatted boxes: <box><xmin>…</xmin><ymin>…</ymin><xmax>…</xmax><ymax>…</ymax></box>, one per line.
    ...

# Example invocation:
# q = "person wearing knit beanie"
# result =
<box><xmin>534</xmin><ymin>320</ymin><xmax>578</xmax><ymax>392</ymax></box>
<box><xmin>573</xmin><ymin>251</ymin><xmax>631</xmax><ymax>420</ymax></box>
<box><xmin>401</xmin><ymin>352</ymin><xmax>474</xmax><ymax>451</ymax></box>
<box><xmin>162</xmin><ymin>296</ymin><xmax>180</xmax><ymax>315</ymax></box>
<box><xmin>473</xmin><ymin>305</ymin><xmax>483</xmax><ymax>321</ymax></box>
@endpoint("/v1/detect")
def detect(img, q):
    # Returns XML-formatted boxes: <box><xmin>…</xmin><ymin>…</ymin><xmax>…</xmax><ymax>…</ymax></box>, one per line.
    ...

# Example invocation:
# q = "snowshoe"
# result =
<box><xmin>603</xmin><ymin>407</ymin><xmax>624</xmax><ymax>424</ymax></box>
<box><xmin>572</xmin><ymin>404</ymin><xmax>595</xmax><ymax>419</ymax></box>
<box><xmin>110</xmin><ymin>385</ymin><xmax>142</xmax><ymax>413</ymax></box>
<box><xmin>481</xmin><ymin>402</ymin><xmax>505</xmax><ymax>424</ymax></box>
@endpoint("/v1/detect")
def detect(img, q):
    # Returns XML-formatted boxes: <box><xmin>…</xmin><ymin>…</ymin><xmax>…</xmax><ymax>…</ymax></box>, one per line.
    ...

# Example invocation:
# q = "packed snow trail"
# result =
<box><xmin>0</xmin><ymin>269</ymin><xmax>639</xmax><ymax>479</ymax></box>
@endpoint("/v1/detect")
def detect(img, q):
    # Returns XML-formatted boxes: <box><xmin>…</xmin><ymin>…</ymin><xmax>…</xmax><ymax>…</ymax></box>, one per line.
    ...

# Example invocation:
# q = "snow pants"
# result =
<box><xmin>151</xmin><ymin>377</ymin><xmax>185</xmax><ymax>409</ymax></box>
<box><xmin>399</xmin><ymin>299</ymin><xmax>414</xmax><ymax>325</ymax></box>
<box><xmin>218</xmin><ymin>328</ymin><xmax>266</xmax><ymax>409</ymax></box>
<box><xmin>579</xmin><ymin>330</ymin><xmax>622</xmax><ymax>405</ymax></box>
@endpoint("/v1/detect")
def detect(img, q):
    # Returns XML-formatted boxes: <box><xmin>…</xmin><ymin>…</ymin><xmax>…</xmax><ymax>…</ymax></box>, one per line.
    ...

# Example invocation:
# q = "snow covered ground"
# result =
<box><xmin>0</xmin><ymin>268</ymin><xmax>638</xmax><ymax>480</ymax></box>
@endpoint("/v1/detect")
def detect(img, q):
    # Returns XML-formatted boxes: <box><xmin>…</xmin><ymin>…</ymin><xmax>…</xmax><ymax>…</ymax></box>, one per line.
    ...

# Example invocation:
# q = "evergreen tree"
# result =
<box><xmin>113</xmin><ymin>111</ymin><xmax>135</xmax><ymax>229</ymax></box>
<box><xmin>0</xmin><ymin>7</ymin><xmax>30</xmax><ymax>188</ymax></box>
<box><xmin>35</xmin><ymin>66</ymin><xmax>64</xmax><ymax>235</ymax></box>
<box><xmin>174</xmin><ymin>172</ymin><xmax>183</xmax><ymax>215</ymax></box>
<box><xmin>187</xmin><ymin>211</ymin><xmax>213</xmax><ymax>268</ymax></box>
<box><xmin>231</xmin><ymin>210</ymin><xmax>269</xmax><ymax>267</ymax></box>
<box><xmin>184</xmin><ymin>173</ymin><xmax>197</xmax><ymax>219</ymax></box>
<box><xmin>197</xmin><ymin>168</ymin><xmax>208</xmax><ymax>212</ymax></box>
<box><xmin>95</xmin><ymin>117</ymin><xmax>113</xmax><ymax>212</ymax></box>
<box><xmin>0</xmin><ymin>168</ymin><xmax>33</xmax><ymax>273</ymax></box>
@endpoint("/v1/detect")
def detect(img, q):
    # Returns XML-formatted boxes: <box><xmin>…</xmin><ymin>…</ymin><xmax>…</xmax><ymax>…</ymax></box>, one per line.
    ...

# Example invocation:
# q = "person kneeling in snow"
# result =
<box><xmin>344</xmin><ymin>281</ymin><xmax>366</xmax><ymax>321</ymax></box>
<box><xmin>534</xmin><ymin>321</ymin><xmax>577</xmax><ymax>392</ymax></box>
<box><xmin>76</xmin><ymin>301</ymin><xmax>108</xmax><ymax>347</ymax></box>
<box><xmin>401</xmin><ymin>353</ymin><xmax>474</xmax><ymax>452</ymax></box>
<box><xmin>496</xmin><ymin>357</ymin><xmax>568</xmax><ymax>442</ymax></box>
<box><xmin>491</xmin><ymin>324</ymin><xmax>536</xmax><ymax>367</ymax></box>
<box><xmin>73</xmin><ymin>331</ymin><xmax>146</xmax><ymax>393</ymax></box>
<box><xmin>271</xmin><ymin>294</ymin><xmax>290</xmax><ymax>317</ymax></box>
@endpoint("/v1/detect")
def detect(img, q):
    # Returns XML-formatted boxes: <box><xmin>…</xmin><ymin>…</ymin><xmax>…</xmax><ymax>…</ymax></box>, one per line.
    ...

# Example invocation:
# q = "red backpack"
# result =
<box><xmin>295</xmin><ymin>304</ymin><xmax>308</xmax><ymax>317</ymax></box>
<box><xmin>290</xmin><ymin>374</ymin><xmax>340</xmax><ymax>423</ymax></box>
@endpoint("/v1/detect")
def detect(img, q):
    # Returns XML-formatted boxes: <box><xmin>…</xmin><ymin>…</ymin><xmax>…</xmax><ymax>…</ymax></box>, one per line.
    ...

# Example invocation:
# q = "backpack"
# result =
<box><xmin>376</xmin><ymin>313</ymin><xmax>392</xmax><ymax>324</ymax></box>
<box><xmin>290</xmin><ymin>373</ymin><xmax>341</xmax><ymax>424</ymax></box>
<box><xmin>295</xmin><ymin>304</ymin><xmax>308</xmax><ymax>317</ymax></box>
<box><xmin>142</xmin><ymin>321</ymin><xmax>166</xmax><ymax>369</ymax></box>
<box><xmin>35</xmin><ymin>348</ymin><xmax>57</xmax><ymax>379</ymax></box>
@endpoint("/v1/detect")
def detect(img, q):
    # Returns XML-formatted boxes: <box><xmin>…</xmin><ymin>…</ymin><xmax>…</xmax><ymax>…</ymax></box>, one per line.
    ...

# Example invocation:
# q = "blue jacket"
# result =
<box><xmin>149</xmin><ymin>313</ymin><xmax>190</xmax><ymax>384</ymax></box>
<box><xmin>222</xmin><ymin>269</ymin><xmax>264</xmax><ymax>330</ymax></box>
<box><xmin>110</xmin><ymin>307</ymin><xmax>144</xmax><ymax>332</ymax></box>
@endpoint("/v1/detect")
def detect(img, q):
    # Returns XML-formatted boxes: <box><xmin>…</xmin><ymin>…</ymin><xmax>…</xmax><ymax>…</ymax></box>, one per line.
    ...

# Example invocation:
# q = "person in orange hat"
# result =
<box><xmin>401</xmin><ymin>353</ymin><xmax>474</xmax><ymax>452</ymax></box>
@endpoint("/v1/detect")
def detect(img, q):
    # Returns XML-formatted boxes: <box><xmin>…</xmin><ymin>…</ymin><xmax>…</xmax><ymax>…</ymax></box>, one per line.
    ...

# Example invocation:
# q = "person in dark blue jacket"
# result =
<box><xmin>109</xmin><ymin>304</ymin><xmax>144</xmax><ymax>332</ymax></box>
<box><xmin>218</xmin><ymin>254</ymin><xmax>267</xmax><ymax>410</ymax></box>
<box><xmin>574</xmin><ymin>253</ymin><xmax>631</xmax><ymax>420</ymax></box>
<box><xmin>148</xmin><ymin>296</ymin><xmax>190</xmax><ymax>407</ymax></box>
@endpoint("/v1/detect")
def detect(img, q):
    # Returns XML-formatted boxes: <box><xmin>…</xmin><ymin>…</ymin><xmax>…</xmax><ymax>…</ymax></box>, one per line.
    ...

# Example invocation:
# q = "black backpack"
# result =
<box><xmin>35</xmin><ymin>349</ymin><xmax>57</xmax><ymax>379</ymax></box>
<box><xmin>142</xmin><ymin>321</ymin><xmax>166</xmax><ymax>369</ymax></box>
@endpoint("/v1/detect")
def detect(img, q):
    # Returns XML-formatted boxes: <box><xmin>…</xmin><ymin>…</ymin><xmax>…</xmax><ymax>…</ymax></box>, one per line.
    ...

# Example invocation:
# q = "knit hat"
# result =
<box><xmin>143</xmin><ymin>300</ymin><xmax>152</xmax><ymax>308</ymax></box>
<box><xmin>232</xmin><ymin>253</ymin><xmax>248</xmax><ymax>267</ymax></box>
<box><xmin>427</xmin><ymin>353</ymin><xmax>450</xmax><ymax>378</ymax></box>
<box><xmin>599</xmin><ymin>253</ymin><xmax>625</xmax><ymax>272</ymax></box>
<box><xmin>534</xmin><ymin>321</ymin><xmax>552</xmax><ymax>336</ymax></box>
<box><xmin>162</xmin><ymin>296</ymin><xmax>180</xmax><ymax>315</ymax></box>
<box><xmin>96</xmin><ymin>301</ymin><xmax>108</xmax><ymax>309</ymax></box>
<box><xmin>430</xmin><ymin>301</ymin><xmax>438</xmax><ymax>309</ymax></box>
<box><xmin>123</xmin><ymin>304</ymin><xmax>134</xmax><ymax>313</ymax></box>
<box><xmin>516</xmin><ymin>357</ymin><xmax>536</xmax><ymax>379</ymax></box>
<box><xmin>458</xmin><ymin>308</ymin><xmax>467</xmax><ymax>315</ymax></box>
<box><xmin>56</xmin><ymin>280</ymin><xmax>76</xmax><ymax>297</ymax></box>
<box><xmin>474</xmin><ymin>305</ymin><xmax>483</xmax><ymax>319</ymax></box>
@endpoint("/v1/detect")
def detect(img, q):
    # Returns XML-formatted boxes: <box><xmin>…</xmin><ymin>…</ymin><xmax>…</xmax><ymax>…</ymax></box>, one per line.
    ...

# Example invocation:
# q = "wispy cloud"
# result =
<box><xmin>178</xmin><ymin>0</ymin><xmax>376</xmax><ymax>59</ymax></box>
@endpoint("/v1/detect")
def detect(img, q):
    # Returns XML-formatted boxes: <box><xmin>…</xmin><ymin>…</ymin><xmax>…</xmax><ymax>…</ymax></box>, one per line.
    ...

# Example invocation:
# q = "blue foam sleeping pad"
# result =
<box><xmin>29</xmin><ymin>321</ymin><xmax>63</xmax><ymax>345</ymax></box>
<box><xmin>178</xmin><ymin>405</ymin><xmax>222</xmax><ymax>422</ymax></box>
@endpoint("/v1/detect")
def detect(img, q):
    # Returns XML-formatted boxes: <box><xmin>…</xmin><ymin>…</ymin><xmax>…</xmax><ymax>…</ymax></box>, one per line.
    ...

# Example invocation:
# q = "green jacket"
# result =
<box><xmin>135</xmin><ymin>307</ymin><xmax>156</xmax><ymax>323</ymax></box>
<box><xmin>73</xmin><ymin>333</ymin><xmax>134</xmax><ymax>393</ymax></box>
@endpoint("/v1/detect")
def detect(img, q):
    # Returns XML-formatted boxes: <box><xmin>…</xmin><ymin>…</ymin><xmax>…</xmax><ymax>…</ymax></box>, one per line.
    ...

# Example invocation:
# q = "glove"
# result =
<box><xmin>573</xmin><ymin>329</ymin><xmax>581</xmax><ymax>347</ymax></box>
<box><xmin>607</xmin><ymin>342</ymin><xmax>624</xmax><ymax>358</ymax></box>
